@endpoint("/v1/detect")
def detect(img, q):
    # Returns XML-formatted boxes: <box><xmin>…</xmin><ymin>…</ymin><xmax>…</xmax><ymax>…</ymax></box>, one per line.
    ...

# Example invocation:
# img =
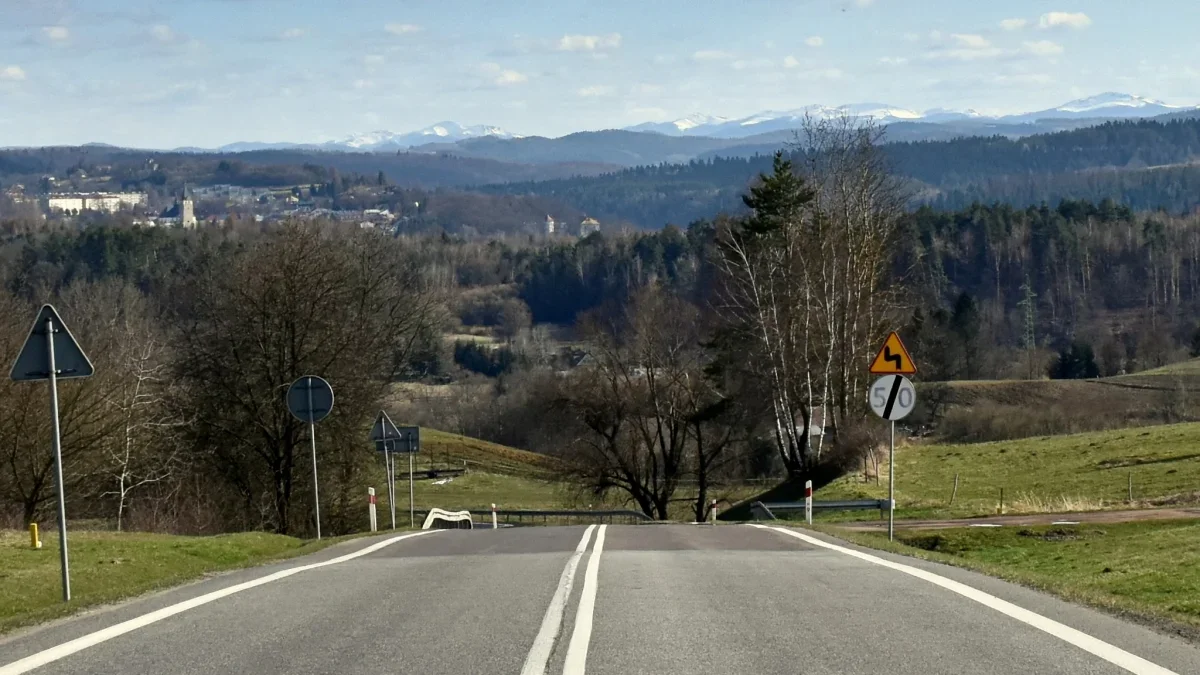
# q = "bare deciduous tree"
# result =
<box><xmin>172</xmin><ymin>223</ymin><xmax>440</xmax><ymax>535</ymax></box>
<box><xmin>713</xmin><ymin>116</ymin><xmax>905</xmax><ymax>485</ymax></box>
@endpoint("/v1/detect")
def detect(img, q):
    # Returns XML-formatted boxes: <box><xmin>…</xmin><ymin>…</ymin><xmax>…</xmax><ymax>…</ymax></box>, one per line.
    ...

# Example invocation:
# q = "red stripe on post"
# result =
<box><xmin>805</xmin><ymin>487</ymin><xmax>812</xmax><ymax>497</ymax></box>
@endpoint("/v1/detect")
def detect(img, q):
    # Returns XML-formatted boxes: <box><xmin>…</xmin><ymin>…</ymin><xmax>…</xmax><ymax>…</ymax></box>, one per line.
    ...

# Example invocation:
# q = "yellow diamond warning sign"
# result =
<box><xmin>869</xmin><ymin>332</ymin><xmax>916</xmax><ymax>375</ymax></box>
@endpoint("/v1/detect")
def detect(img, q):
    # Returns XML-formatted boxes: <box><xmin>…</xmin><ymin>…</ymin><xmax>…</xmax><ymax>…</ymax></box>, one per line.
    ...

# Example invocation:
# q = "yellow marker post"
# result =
<box><xmin>30</xmin><ymin>522</ymin><xmax>42</xmax><ymax>549</ymax></box>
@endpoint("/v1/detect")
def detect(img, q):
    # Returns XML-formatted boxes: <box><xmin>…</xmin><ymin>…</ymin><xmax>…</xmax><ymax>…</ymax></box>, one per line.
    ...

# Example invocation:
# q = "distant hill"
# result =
<box><xmin>474</xmin><ymin>118</ymin><xmax>1200</xmax><ymax>227</ymax></box>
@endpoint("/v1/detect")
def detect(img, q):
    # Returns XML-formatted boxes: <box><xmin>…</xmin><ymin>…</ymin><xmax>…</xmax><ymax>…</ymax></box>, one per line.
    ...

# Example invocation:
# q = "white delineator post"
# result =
<box><xmin>805</xmin><ymin>480</ymin><xmax>813</xmax><ymax>525</ymax></box>
<box><xmin>710</xmin><ymin>499</ymin><xmax>717</xmax><ymax>524</ymax></box>
<box><xmin>492</xmin><ymin>503</ymin><xmax>498</xmax><ymax>529</ymax></box>
<box><xmin>368</xmin><ymin>487</ymin><xmax>377</xmax><ymax>532</ymax></box>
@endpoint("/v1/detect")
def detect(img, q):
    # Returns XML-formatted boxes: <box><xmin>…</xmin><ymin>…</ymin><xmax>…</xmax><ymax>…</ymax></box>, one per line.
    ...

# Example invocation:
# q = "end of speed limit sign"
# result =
<box><xmin>869</xmin><ymin>375</ymin><xmax>916</xmax><ymax>421</ymax></box>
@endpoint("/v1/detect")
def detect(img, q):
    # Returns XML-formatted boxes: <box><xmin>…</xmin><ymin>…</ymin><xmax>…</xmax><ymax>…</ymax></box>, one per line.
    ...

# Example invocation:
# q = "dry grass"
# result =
<box><xmin>1007</xmin><ymin>493</ymin><xmax>1108</xmax><ymax>514</ymax></box>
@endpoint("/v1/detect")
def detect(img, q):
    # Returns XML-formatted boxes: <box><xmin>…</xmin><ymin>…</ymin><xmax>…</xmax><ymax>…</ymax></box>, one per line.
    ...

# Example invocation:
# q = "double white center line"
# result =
<box><xmin>521</xmin><ymin>524</ymin><xmax>607</xmax><ymax>675</ymax></box>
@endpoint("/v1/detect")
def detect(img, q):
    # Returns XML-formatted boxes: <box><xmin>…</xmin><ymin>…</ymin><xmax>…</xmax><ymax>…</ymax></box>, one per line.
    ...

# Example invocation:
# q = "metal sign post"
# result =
<box><xmin>868</xmin><ymin>331</ymin><xmax>917</xmax><ymax>542</ymax></box>
<box><xmin>287</xmin><ymin>376</ymin><xmax>334</xmax><ymax>540</ymax></box>
<box><xmin>370</xmin><ymin>411</ymin><xmax>403</xmax><ymax>530</ymax></box>
<box><xmin>395</xmin><ymin>426</ymin><xmax>420</xmax><ymax>528</ymax></box>
<box><xmin>11</xmin><ymin>305</ymin><xmax>95</xmax><ymax>603</ymax></box>
<box><xmin>869</xmin><ymin>374</ymin><xmax>917</xmax><ymax>541</ymax></box>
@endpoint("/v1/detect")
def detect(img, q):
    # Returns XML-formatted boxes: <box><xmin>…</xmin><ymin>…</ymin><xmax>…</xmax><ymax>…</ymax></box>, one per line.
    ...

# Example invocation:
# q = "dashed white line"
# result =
<box><xmin>751</xmin><ymin>524</ymin><xmax>1179</xmax><ymax>675</ymax></box>
<box><xmin>0</xmin><ymin>530</ymin><xmax>442</xmax><ymax>675</ymax></box>
<box><xmin>562</xmin><ymin>524</ymin><xmax>606</xmax><ymax>675</ymax></box>
<box><xmin>520</xmin><ymin>525</ymin><xmax>597</xmax><ymax>675</ymax></box>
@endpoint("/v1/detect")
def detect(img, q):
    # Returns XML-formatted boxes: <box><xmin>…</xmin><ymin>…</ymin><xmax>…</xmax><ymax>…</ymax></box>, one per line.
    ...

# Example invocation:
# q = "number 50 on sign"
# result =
<box><xmin>869</xmin><ymin>374</ymin><xmax>916</xmax><ymax>421</ymax></box>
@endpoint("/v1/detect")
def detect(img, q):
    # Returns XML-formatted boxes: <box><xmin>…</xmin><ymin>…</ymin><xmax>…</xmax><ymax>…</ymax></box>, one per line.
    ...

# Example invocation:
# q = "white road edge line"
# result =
<box><xmin>0</xmin><ymin>530</ymin><xmax>443</xmax><ymax>675</ymax></box>
<box><xmin>750</xmin><ymin>524</ymin><xmax>1179</xmax><ymax>675</ymax></box>
<box><xmin>562</xmin><ymin>524</ymin><xmax>606</xmax><ymax>675</ymax></box>
<box><xmin>519</xmin><ymin>525</ymin><xmax>598</xmax><ymax>675</ymax></box>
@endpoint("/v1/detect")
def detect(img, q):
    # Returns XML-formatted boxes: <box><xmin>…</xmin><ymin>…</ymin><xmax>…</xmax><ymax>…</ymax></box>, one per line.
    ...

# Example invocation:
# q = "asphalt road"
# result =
<box><xmin>3</xmin><ymin>524</ymin><xmax>1200</xmax><ymax>674</ymax></box>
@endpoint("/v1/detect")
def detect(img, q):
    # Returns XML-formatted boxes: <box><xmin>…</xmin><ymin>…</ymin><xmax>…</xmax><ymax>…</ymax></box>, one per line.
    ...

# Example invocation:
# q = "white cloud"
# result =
<box><xmin>1000</xmin><ymin>18</ymin><xmax>1028</xmax><ymax>31</ymax></box>
<box><xmin>496</xmin><ymin>70</ymin><xmax>526</xmax><ymax>85</ymax></box>
<box><xmin>384</xmin><ymin>23</ymin><xmax>422</xmax><ymax>35</ymax></box>
<box><xmin>805</xmin><ymin>36</ymin><xmax>823</xmax><ymax>47</ymax></box>
<box><xmin>577</xmin><ymin>85</ymin><xmax>614</xmax><ymax>97</ymax></box>
<box><xmin>692</xmin><ymin>49</ymin><xmax>734</xmax><ymax>62</ymax></box>
<box><xmin>1039</xmin><ymin>12</ymin><xmax>1091</xmax><ymax>29</ymax></box>
<box><xmin>783</xmin><ymin>55</ymin><xmax>800</xmax><ymax>68</ymax></box>
<box><xmin>556</xmin><ymin>33</ymin><xmax>621</xmax><ymax>51</ymax></box>
<box><xmin>951</xmin><ymin>34</ymin><xmax>991</xmax><ymax>49</ymax></box>
<box><xmin>632</xmin><ymin>83</ymin><xmax>662</xmax><ymax>94</ymax></box>
<box><xmin>363</xmin><ymin>54</ymin><xmax>385</xmax><ymax>65</ymax></box>
<box><xmin>797</xmin><ymin>67</ymin><xmax>843</xmax><ymax>81</ymax></box>
<box><xmin>481</xmin><ymin>62</ymin><xmax>527</xmax><ymax>85</ymax></box>
<box><xmin>995</xmin><ymin>73</ymin><xmax>1054</xmax><ymax>85</ymax></box>
<box><xmin>353</xmin><ymin>79</ymin><xmax>375</xmax><ymax>89</ymax></box>
<box><xmin>1023</xmin><ymin>40</ymin><xmax>1064</xmax><ymax>56</ymax></box>
<box><xmin>764</xmin><ymin>40</ymin><xmax>775</xmax><ymax>49</ymax></box>
<box><xmin>878</xmin><ymin>56</ymin><xmax>908</xmax><ymax>66</ymax></box>
<box><xmin>627</xmin><ymin>105</ymin><xmax>670</xmax><ymax>119</ymax></box>
<box><xmin>42</xmin><ymin>26</ymin><xmax>69</xmax><ymax>42</ymax></box>
<box><xmin>903</xmin><ymin>32</ymin><xmax>920</xmax><ymax>42</ymax></box>
<box><xmin>0</xmin><ymin>66</ymin><xmax>26</xmax><ymax>81</ymax></box>
<box><xmin>280</xmin><ymin>28</ymin><xmax>306</xmax><ymax>39</ymax></box>
<box><xmin>150</xmin><ymin>25</ymin><xmax>174</xmax><ymax>42</ymax></box>
<box><xmin>732</xmin><ymin>58</ymin><xmax>774</xmax><ymax>70</ymax></box>
<box><xmin>926</xmin><ymin>47</ymin><xmax>1005</xmax><ymax>62</ymax></box>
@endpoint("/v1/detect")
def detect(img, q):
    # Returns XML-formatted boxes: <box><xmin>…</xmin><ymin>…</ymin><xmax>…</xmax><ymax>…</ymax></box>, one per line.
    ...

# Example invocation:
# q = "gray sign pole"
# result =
<box><xmin>306</xmin><ymin>378</ymin><xmax>321</xmax><ymax>540</ymax></box>
<box><xmin>388</xmin><ymin>447</ymin><xmax>396</xmax><ymax>530</ymax></box>
<box><xmin>408</xmin><ymin>447</ymin><xmax>415</xmax><ymax>528</ymax></box>
<box><xmin>888</xmin><ymin>420</ymin><xmax>895</xmax><ymax>542</ymax></box>
<box><xmin>46</xmin><ymin>316</ymin><xmax>70</xmax><ymax>602</ymax></box>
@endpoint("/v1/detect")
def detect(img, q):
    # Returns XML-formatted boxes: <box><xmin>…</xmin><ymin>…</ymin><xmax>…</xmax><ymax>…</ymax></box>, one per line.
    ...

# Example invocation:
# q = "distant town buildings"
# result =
<box><xmin>544</xmin><ymin>214</ymin><xmax>556</xmax><ymax>236</ymax></box>
<box><xmin>47</xmin><ymin>192</ymin><xmax>147</xmax><ymax>214</ymax></box>
<box><xmin>579</xmin><ymin>217</ymin><xmax>601</xmax><ymax>236</ymax></box>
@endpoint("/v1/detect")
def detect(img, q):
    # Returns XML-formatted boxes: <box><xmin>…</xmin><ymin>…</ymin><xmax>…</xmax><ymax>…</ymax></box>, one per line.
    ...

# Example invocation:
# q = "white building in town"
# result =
<box><xmin>48</xmin><ymin>192</ymin><xmax>147</xmax><ymax>214</ymax></box>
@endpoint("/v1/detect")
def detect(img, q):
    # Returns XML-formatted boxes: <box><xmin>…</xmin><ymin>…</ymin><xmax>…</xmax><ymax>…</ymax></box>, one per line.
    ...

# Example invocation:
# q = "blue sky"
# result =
<box><xmin>1</xmin><ymin>0</ymin><xmax>1197</xmax><ymax>148</ymax></box>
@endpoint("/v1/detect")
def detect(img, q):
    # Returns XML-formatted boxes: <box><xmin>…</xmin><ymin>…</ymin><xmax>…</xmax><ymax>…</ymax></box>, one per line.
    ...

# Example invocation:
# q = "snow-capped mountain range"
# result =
<box><xmin>213</xmin><ymin>122</ymin><xmax>522</xmax><ymax>153</ymax></box>
<box><xmin>626</xmin><ymin>93</ymin><xmax>1189</xmax><ymax>139</ymax></box>
<box><xmin>197</xmin><ymin>93</ymin><xmax>1195</xmax><ymax>153</ymax></box>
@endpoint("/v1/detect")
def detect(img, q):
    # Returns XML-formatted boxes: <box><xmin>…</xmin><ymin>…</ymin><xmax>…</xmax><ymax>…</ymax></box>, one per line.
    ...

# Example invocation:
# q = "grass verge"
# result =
<box><xmin>815</xmin><ymin>520</ymin><xmax>1200</xmax><ymax>636</ymax></box>
<box><xmin>0</xmin><ymin>529</ymin><xmax>379</xmax><ymax>635</ymax></box>
<box><xmin>817</xmin><ymin>422</ymin><xmax>1200</xmax><ymax>521</ymax></box>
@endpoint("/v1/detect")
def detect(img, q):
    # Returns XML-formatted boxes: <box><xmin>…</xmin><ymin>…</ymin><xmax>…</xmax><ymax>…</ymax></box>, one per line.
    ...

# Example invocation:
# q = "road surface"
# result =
<box><xmin>2</xmin><ymin>524</ymin><xmax>1199</xmax><ymax>674</ymax></box>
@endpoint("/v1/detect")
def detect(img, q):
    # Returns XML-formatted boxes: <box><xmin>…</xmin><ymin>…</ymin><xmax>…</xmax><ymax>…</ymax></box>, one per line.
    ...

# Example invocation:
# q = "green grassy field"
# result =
<box><xmin>818</xmin><ymin>422</ymin><xmax>1200</xmax><ymax>520</ymax></box>
<box><xmin>823</xmin><ymin>521</ymin><xmax>1200</xmax><ymax>633</ymax></box>
<box><xmin>0</xmin><ymin>530</ymin><xmax>370</xmax><ymax>634</ymax></box>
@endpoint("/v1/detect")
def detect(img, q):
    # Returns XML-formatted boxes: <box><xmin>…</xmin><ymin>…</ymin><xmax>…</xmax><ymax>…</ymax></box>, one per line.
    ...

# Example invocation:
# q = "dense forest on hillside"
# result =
<box><xmin>0</xmin><ymin>146</ymin><xmax>617</xmax><ymax>193</ymax></box>
<box><xmin>480</xmin><ymin>119</ymin><xmax>1200</xmax><ymax>227</ymax></box>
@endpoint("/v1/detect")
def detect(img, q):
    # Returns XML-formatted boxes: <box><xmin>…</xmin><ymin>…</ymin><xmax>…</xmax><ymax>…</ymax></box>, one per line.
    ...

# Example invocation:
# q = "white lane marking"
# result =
<box><xmin>562</xmin><ymin>524</ymin><xmax>606</xmax><ymax>675</ymax></box>
<box><xmin>519</xmin><ymin>525</ymin><xmax>598</xmax><ymax>675</ymax></box>
<box><xmin>0</xmin><ymin>530</ymin><xmax>442</xmax><ymax>675</ymax></box>
<box><xmin>751</xmin><ymin>525</ymin><xmax>1179</xmax><ymax>675</ymax></box>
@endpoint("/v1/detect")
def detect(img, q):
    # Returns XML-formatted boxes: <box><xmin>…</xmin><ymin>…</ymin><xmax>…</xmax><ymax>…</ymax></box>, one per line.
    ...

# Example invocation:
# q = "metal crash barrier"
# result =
<box><xmin>750</xmin><ymin>499</ymin><xmax>892</xmax><ymax>521</ymax></box>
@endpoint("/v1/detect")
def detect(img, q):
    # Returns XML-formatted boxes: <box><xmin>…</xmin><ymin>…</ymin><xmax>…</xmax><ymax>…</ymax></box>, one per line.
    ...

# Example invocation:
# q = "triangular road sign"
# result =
<box><xmin>869</xmin><ymin>331</ymin><xmax>917</xmax><ymax>375</ymax></box>
<box><xmin>11</xmin><ymin>304</ymin><xmax>94</xmax><ymax>382</ymax></box>
<box><xmin>369</xmin><ymin>410</ymin><xmax>402</xmax><ymax>441</ymax></box>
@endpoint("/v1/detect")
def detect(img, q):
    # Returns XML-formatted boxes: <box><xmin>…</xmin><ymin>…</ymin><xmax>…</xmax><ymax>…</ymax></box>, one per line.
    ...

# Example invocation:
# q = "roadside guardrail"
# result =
<box><xmin>411</xmin><ymin>508</ymin><xmax>652</xmax><ymax>527</ymax></box>
<box><xmin>750</xmin><ymin>499</ymin><xmax>892</xmax><ymax>521</ymax></box>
